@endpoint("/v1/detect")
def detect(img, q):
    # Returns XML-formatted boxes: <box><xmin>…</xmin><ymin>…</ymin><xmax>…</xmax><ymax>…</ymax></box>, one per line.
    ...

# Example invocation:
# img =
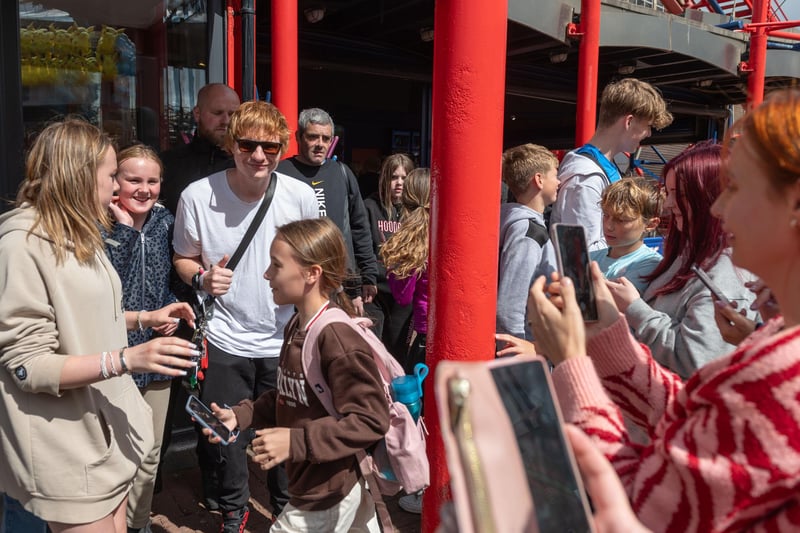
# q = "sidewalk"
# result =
<box><xmin>150</xmin><ymin>460</ymin><xmax>422</xmax><ymax>532</ymax></box>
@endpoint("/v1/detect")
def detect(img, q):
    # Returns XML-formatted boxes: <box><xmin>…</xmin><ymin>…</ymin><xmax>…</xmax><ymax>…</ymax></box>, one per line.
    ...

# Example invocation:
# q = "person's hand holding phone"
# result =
<box><xmin>251</xmin><ymin>428</ymin><xmax>291</xmax><ymax>470</ymax></box>
<box><xmin>200</xmin><ymin>402</ymin><xmax>239</xmax><ymax>444</ymax></box>
<box><xmin>529</xmin><ymin>262</ymin><xmax>622</xmax><ymax>366</ymax></box>
<box><xmin>528</xmin><ymin>273</ymin><xmax>587</xmax><ymax>366</ymax></box>
<box><xmin>713</xmin><ymin>300</ymin><xmax>757</xmax><ymax>345</ymax></box>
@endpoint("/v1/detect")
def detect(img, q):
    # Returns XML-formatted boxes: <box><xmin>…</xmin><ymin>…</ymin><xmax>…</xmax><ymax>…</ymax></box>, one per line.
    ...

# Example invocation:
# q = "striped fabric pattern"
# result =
<box><xmin>552</xmin><ymin>315</ymin><xmax>800</xmax><ymax>532</ymax></box>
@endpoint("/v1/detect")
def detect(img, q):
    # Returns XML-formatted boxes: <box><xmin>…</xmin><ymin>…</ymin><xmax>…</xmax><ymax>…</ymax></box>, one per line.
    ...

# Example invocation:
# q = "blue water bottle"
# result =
<box><xmin>391</xmin><ymin>363</ymin><xmax>429</xmax><ymax>422</ymax></box>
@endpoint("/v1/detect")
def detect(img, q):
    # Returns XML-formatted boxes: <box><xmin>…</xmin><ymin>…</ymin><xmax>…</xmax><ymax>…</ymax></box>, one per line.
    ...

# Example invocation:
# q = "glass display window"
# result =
<box><xmin>18</xmin><ymin>0</ymin><xmax>209</xmax><ymax>150</ymax></box>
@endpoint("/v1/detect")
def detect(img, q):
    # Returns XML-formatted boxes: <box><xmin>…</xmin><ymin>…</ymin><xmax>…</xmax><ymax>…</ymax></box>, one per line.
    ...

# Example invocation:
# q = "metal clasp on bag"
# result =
<box><xmin>201</xmin><ymin>295</ymin><xmax>215</xmax><ymax>322</ymax></box>
<box><xmin>186</xmin><ymin>296</ymin><xmax>213</xmax><ymax>391</ymax></box>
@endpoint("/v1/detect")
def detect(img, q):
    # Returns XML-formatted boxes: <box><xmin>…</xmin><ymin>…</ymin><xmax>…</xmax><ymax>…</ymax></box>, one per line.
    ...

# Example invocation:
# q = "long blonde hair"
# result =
<box><xmin>380</xmin><ymin>168</ymin><xmax>430</xmax><ymax>278</ymax></box>
<box><xmin>17</xmin><ymin>117</ymin><xmax>115</xmax><ymax>264</ymax></box>
<box><xmin>275</xmin><ymin>217</ymin><xmax>357</xmax><ymax>317</ymax></box>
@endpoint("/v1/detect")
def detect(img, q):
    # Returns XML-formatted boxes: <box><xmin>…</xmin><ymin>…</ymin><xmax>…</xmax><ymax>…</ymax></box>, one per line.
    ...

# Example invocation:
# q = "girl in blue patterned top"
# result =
<box><xmin>104</xmin><ymin>144</ymin><xmax>181</xmax><ymax>533</ymax></box>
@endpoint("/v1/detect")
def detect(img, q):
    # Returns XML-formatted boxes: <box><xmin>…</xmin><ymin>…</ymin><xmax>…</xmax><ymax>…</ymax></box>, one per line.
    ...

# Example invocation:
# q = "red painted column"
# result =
<box><xmin>746</xmin><ymin>0</ymin><xmax>768</xmax><ymax>111</ymax></box>
<box><xmin>272</xmin><ymin>0</ymin><xmax>298</xmax><ymax>157</ymax></box>
<box><xmin>226</xmin><ymin>0</ymin><xmax>242</xmax><ymax>97</ymax></box>
<box><xmin>425</xmin><ymin>0</ymin><xmax>507</xmax><ymax>531</ymax></box>
<box><xmin>575</xmin><ymin>0</ymin><xmax>601</xmax><ymax>146</ymax></box>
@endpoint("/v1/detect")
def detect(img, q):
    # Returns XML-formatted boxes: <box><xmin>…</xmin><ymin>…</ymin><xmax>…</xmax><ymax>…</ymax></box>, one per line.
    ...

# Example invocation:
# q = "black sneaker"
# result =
<box><xmin>220</xmin><ymin>506</ymin><xmax>250</xmax><ymax>533</ymax></box>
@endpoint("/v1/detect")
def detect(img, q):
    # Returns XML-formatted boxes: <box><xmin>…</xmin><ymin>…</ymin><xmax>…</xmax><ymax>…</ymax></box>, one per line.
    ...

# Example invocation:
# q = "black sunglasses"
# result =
<box><xmin>235</xmin><ymin>138</ymin><xmax>282</xmax><ymax>155</ymax></box>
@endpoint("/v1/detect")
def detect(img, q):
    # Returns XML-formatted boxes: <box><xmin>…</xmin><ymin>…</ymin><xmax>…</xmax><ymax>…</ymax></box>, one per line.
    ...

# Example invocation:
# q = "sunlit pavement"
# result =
<box><xmin>150</xmin><ymin>457</ymin><xmax>422</xmax><ymax>532</ymax></box>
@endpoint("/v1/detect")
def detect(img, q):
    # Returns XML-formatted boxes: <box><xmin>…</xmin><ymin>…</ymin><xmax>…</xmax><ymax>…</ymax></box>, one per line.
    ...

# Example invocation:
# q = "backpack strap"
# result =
<box><xmin>356</xmin><ymin>450</ymin><xmax>396</xmax><ymax>533</ymax></box>
<box><xmin>301</xmin><ymin>307</ymin><xmax>353</xmax><ymax>418</ymax></box>
<box><xmin>574</xmin><ymin>144</ymin><xmax>622</xmax><ymax>185</ymax></box>
<box><xmin>301</xmin><ymin>308</ymin><xmax>396</xmax><ymax>533</ymax></box>
<box><xmin>526</xmin><ymin>219</ymin><xmax>549</xmax><ymax>247</ymax></box>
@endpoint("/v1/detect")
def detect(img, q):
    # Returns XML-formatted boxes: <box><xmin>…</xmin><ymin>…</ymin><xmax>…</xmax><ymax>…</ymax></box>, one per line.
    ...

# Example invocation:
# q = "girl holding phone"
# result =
<box><xmin>201</xmin><ymin>217</ymin><xmax>390</xmax><ymax>532</ymax></box>
<box><xmin>602</xmin><ymin>141</ymin><xmax>757</xmax><ymax>378</ymax></box>
<box><xmin>529</xmin><ymin>89</ymin><xmax>800</xmax><ymax>533</ymax></box>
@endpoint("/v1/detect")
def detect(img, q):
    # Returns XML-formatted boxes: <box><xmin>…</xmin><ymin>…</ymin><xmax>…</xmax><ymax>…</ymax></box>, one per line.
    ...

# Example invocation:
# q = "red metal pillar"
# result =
<box><xmin>746</xmin><ymin>0</ymin><xmax>768</xmax><ymax>110</ymax></box>
<box><xmin>575</xmin><ymin>0</ymin><xmax>601</xmax><ymax>146</ymax></box>
<box><xmin>272</xmin><ymin>0</ymin><xmax>298</xmax><ymax>157</ymax></box>
<box><xmin>425</xmin><ymin>0</ymin><xmax>507</xmax><ymax>531</ymax></box>
<box><xmin>226</xmin><ymin>0</ymin><xmax>243</xmax><ymax>97</ymax></box>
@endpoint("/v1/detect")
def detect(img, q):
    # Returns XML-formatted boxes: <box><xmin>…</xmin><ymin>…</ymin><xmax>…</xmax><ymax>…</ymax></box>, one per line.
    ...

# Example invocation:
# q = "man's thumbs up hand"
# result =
<box><xmin>206</xmin><ymin>254</ymin><xmax>234</xmax><ymax>296</ymax></box>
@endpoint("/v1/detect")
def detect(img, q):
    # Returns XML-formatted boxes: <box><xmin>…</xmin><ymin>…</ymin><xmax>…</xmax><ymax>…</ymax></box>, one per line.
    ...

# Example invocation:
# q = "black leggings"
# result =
<box><xmin>196</xmin><ymin>341</ymin><xmax>289</xmax><ymax>513</ymax></box>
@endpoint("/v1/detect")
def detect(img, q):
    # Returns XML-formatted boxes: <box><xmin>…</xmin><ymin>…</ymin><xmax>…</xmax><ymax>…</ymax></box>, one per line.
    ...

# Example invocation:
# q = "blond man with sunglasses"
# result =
<box><xmin>172</xmin><ymin>101</ymin><xmax>318</xmax><ymax>532</ymax></box>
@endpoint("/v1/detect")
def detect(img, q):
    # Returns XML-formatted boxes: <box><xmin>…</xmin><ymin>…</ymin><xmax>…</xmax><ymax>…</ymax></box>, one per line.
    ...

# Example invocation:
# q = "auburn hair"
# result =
<box><xmin>645</xmin><ymin>140</ymin><xmax>725</xmax><ymax>295</ymax></box>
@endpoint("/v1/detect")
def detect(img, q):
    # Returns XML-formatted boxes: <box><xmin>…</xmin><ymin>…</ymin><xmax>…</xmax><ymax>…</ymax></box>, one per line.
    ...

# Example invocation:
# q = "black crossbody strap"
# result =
<box><xmin>226</xmin><ymin>172</ymin><xmax>277</xmax><ymax>272</ymax></box>
<box><xmin>196</xmin><ymin>174</ymin><xmax>278</xmax><ymax>325</ymax></box>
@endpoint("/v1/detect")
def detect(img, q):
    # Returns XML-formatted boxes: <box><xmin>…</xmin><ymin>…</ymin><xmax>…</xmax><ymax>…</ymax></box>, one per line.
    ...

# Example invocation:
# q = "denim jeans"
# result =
<box><xmin>0</xmin><ymin>494</ymin><xmax>49</xmax><ymax>533</ymax></box>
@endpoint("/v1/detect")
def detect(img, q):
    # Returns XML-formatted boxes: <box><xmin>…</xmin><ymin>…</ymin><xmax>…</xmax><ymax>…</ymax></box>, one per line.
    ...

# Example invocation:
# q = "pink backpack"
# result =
<box><xmin>302</xmin><ymin>307</ymin><xmax>430</xmax><ymax>499</ymax></box>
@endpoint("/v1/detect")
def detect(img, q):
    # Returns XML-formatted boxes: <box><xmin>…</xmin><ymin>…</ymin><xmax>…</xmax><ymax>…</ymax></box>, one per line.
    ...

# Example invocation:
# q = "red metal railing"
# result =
<box><xmin>661</xmin><ymin>0</ymin><xmax>788</xmax><ymax>22</ymax></box>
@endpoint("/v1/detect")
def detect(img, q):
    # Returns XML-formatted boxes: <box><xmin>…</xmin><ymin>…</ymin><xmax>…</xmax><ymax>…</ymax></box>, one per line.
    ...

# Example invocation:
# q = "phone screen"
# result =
<box><xmin>491</xmin><ymin>361</ymin><xmax>592</xmax><ymax>532</ymax></box>
<box><xmin>553</xmin><ymin>224</ymin><xmax>598</xmax><ymax>321</ymax></box>
<box><xmin>185</xmin><ymin>396</ymin><xmax>232</xmax><ymax>444</ymax></box>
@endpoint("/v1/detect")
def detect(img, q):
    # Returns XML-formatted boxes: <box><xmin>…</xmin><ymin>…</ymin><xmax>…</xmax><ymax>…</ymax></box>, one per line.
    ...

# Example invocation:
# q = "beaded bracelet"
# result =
<box><xmin>119</xmin><ymin>347</ymin><xmax>130</xmax><ymax>374</ymax></box>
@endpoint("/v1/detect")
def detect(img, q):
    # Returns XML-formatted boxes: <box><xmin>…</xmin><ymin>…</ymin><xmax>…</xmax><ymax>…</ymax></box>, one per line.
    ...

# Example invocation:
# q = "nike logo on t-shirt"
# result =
<box><xmin>312</xmin><ymin>180</ymin><xmax>323</xmax><ymax>186</ymax></box>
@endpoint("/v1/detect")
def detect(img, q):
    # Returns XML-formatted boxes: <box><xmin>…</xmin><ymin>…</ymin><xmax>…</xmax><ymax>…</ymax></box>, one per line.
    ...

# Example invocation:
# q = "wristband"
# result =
<box><xmin>108</xmin><ymin>351</ymin><xmax>119</xmax><ymax>377</ymax></box>
<box><xmin>192</xmin><ymin>270</ymin><xmax>205</xmax><ymax>291</ymax></box>
<box><xmin>100</xmin><ymin>351</ymin><xmax>110</xmax><ymax>379</ymax></box>
<box><xmin>119</xmin><ymin>347</ymin><xmax>129</xmax><ymax>374</ymax></box>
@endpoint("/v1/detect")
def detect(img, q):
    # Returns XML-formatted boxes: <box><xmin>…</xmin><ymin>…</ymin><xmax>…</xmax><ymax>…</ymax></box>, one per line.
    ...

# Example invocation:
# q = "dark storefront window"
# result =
<box><xmin>18</xmin><ymin>0</ymin><xmax>208</xmax><ymax>151</ymax></box>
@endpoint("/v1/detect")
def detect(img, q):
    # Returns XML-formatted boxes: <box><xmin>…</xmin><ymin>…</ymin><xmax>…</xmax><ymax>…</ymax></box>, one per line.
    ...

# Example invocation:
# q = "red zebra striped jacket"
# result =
<box><xmin>552</xmin><ymin>314</ymin><xmax>800</xmax><ymax>532</ymax></box>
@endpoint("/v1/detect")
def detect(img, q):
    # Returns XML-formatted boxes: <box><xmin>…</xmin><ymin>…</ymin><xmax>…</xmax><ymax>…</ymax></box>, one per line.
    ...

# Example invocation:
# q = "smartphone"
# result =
<box><xmin>551</xmin><ymin>223</ymin><xmax>598</xmax><ymax>321</ymax></box>
<box><xmin>185</xmin><ymin>396</ymin><xmax>232</xmax><ymax>445</ymax></box>
<box><xmin>491</xmin><ymin>359</ymin><xmax>593</xmax><ymax>532</ymax></box>
<box><xmin>690</xmin><ymin>264</ymin><xmax>731</xmax><ymax>305</ymax></box>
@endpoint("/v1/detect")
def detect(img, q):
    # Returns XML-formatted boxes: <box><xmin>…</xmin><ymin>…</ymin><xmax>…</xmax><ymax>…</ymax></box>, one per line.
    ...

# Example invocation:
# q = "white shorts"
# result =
<box><xmin>271</xmin><ymin>478</ymin><xmax>380</xmax><ymax>533</ymax></box>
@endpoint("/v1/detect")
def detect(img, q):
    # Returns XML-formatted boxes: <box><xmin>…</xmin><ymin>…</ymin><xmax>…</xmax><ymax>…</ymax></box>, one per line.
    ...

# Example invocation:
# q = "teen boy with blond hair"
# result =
<box><xmin>496</xmin><ymin>143</ymin><xmax>559</xmax><ymax>340</ymax></box>
<box><xmin>591</xmin><ymin>176</ymin><xmax>663</xmax><ymax>294</ymax></box>
<box><xmin>551</xmin><ymin>78</ymin><xmax>672</xmax><ymax>251</ymax></box>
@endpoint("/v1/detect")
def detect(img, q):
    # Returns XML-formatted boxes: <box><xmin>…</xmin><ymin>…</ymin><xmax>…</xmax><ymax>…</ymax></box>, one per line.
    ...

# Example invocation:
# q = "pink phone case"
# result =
<box><xmin>435</xmin><ymin>355</ymin><xmax>594</xmax><ymax>533</ymax></box>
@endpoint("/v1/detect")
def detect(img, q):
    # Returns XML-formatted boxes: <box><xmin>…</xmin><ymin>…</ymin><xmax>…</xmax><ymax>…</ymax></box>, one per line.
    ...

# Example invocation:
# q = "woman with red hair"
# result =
<box><xmin>604</xmin><ymin>140</ymin><xmax>757</xmax><ymax>378</ymax></box>
<box><xmin>528</xmin><ymin>88</ymin><xmax>800</xmax><ymax>532</ymax></box>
